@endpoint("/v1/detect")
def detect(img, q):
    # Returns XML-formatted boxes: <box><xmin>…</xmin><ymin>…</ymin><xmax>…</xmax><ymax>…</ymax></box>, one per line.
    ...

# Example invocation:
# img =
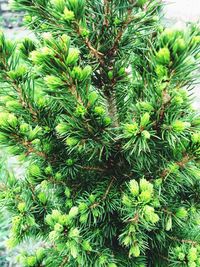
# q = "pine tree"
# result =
<box><xmin>0</xmin><ymin>0</ymin><xmax>200</xmax><ymax>266</ymax></box>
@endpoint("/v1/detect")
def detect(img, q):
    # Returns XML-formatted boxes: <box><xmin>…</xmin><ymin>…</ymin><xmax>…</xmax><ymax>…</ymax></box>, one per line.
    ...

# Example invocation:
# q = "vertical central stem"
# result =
<box><xmin>106</xmin><ymin>93</ymin><xmax>119</xmax><ymax>127</ymax></box>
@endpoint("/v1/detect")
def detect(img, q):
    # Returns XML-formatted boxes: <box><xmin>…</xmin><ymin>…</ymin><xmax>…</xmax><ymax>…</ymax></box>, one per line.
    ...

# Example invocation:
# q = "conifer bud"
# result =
<box><xmin>178</xmin><ymin>252</ymin><xmax>185</xmax><ymax>261</ymax></box>
<box><xmin>82</xmin><ymin>240</ymin><xmax>92</xmax><ymax>251</ymax></box>
<box><xmin>56</xmin><ymin>122</ymin><xmax>70</xmax><ymax>135</ymax></box>
<box><xmin>140</xmin><ymin>112</ymin><xmax>150</xmax><ymax>127</ymax></box>
<box><xmin>176</xmin><ymin>207</ymin><xmax>188</xmax><ymax>219</ymax></box>
<box><xmin>172</xmin><ymin>120</ymin><xmax>190</xmax><ymax>133</ymax></box>
<box><xmin>8</xmin><ymin>114</ymin><xmax>18</xmax><ymax>128</ymax></box>
<box><xmin>150</xmin><ymin>213</ymin><xmax>160</xmax><ymax>224</ymax></box>
<box><xmin>44</xmin><ymin>165</ymin><xmax>53</xmax><ymax>175</ymax></box>
<box><xmin>160</xmin><ymin>28</ymin><xmax>180</xmax><ymax>44</ymax></box>
<box><xmin>129</xmin><ymin>179</ymin><xmax>139</xmax><ymax>196</ymax></box>
<box><xmin>27</xmin><ymin>215</ymin><xmax>36</xmax><ymax>227</ymax></box>
<box><xmin>139</xmin><ymin>178</ymin><xmax>153</xmax><ymax>192</ymax></box>
<box><xmin>143</xmin><ymin>205</ymin><xmax>160</xmax><ymax>224</ymax></box>
<box><xmin>118</xmin><ymin>67</ymin><xmax>125</xmax><ymax>77</ymax></box>
<box><xmin>191</xmin><ymin>132</ymin><xmax>200</xmax><ymax>144</ymax></box>
<box><xmin>79</xmin><ymin>213</ymin><xmax>88</xmax><ymax>223</ymax></box>
<box><xmin>26</xmin><ymin>256</ymin><xmax>37</xmax><ymax>267</ymax></box>
<box><xmin>80</xmin><ymin>27</ymin><xmax>90</xmax><ymax>37</ymax></box>
<box><xmin>139</xmin><ymin>190</ymin><xmax>152</xmax><ymax>203</ymax></box>
<box><xmin>28</xmin><ymin>164</ymin><xmax>41</xmax><ymax>177</ymax></box>
<box><xmin>78</xmin><ymin>202</ymin><xmax>88</xmax><ymax>212</ymax></box>
<box><xmin>156</xmin><ymin>48</ymin><xmax>170</xmax><ymax>65</ymax></box>
<box><xmin>66</xmin><ymin>159</ymin><xmax>74</xmax><ymax>166</ymax></box>
<box><xmin>51</xmin><ymin>0</ymin><xmax>65</xmax><ymax>12</ymax></box>
<box><xmin>44</xmin><ymin>75</ymin><xmax>63</xmax><ymax>90</ymax></box>
<box><xmin>17</xmin><ymin>202</ymin><xmax>26</xmax><ymax>213</ymax></box>
<box><xmin>142</xmin><ymin>130</ymin><xmax>151</xmax><ymax>139</ymax></box>
<box><xmin>136</xmin><ymin>101</ymin><xmax>154</xmax><ymax>112</ymax></box>
<box><xmin>103</xmin><ymin>116</ymin><xmax>112</xmax><ymax>126</ymax></box>
<box><xmin>52</xmin><ymin>209</ymin><xmax>61</xmax><ymax>220</ymax></box>
<box><xmin>36</xmin><ymin>248</ymin><xmax>45</xmax><ymax>260</ymax></box>
<box><xmin>191</xmin><ymin>36</ymin><xmax>200</xmax><ymax>46</ymax></box>
<box><xmin>38</xmin><ymin>192</ymin><xmax>47</xmax><ymax>204</ymax></box>
<box><xmin>108</xmin><ymin>264</ymin><xmax>117</xmax><ymax>267</ymax></box>
<box><xmin>69</xmin><ymin>227</ymin><xmax>80</xmax><ymax>238</ymax></box>
<box><xmin>75</xmin><ymin>105</ymin><xmax>86</xmax><ymax>117</ymax></box>
<box><xmin>173</xmin><ymin>38</ymin><xmax>186</xmax><ymax>54</ymax></box>
<box><xmin>143</xmin><ymin>205</ymin><xmax>154</xmax><ymax>216</ymax></box>
<box><xmin>0</xmin><ymin>133</ymin><xmax>8</xmax><ymax>143</ymax></box>
<box><xmin>45</xmin><ymin>214</ymin><xmax>54</xmax><ymax>226</ymax></box>
<box><xmin>30</xmin><ymin>47</ymin><xmax>54</xmax><ymax>64</ymax></box>
<box><xmin>168</xmin><ymin>162</ymin><xmax>179</xmax><ymax>174</ymax></box>
<box><xmin>123</xmin><ymin>123</ymin><xmax>139</xmax><ymax>137</ymax></box>
<box><xmin>66</xmin><ymin>48</ymin><xmax>80</xmax><ymax>65</ymax></box>
<box><xmin>122</xmin><ymin>194</ymin><xmax>132</xmax><ymax>207</ymax></box>
<box><xmin>65</xmin><ymin>187</ymin><xmax>71</xmax><ymax>198</ymax></box>
<box><xmin>70</xmin><ymin>244</ymin><xmax>78</xmax><ymax>258</ymax></box>
<box><xmin>49</xmin><ymin>230</ymin><xmax>59</xmax><ymax>241</ymax></box>
<box><xmin>129</xmin><ymin>244</ymin><xmax>140</xmax><ymax>257</ymax></box>
<box><xmin>55</xmin><ymin>172</ymin><xmax>62</xmax><ymax>180</ymax></box>
<box><xmin>69</xmin><ymin>206</ymin><xmax>79</xmax><ymax>218</ymax></box>
<box><xmin>71</xmin><ymin>66</ymin><xmax>83</xmax><ymax>80</ymax></box>
<box><xmin>165</xmin><ymin>216</ymin><xmax>172</xmax><ymax>231</ymax></box>
<box><xmin>66</xmin><ymin>137</ymin><xmax>79</xmax><ymax>147</ymax></box>
<box><xmin>82</xmin><ymin>65</ymin><xmax>92</xmax><ymax>79</ymax></box>
<box><xmin>188</xmin><ymin>247</ymin><xmax>198</xmax><ymax>262</ymax></box>
<box><xmin>172</xmin><ymin>96</ymin><xmax>184</xmax><ymax>105</ymax></box>
<box><xmin>94</xmin><ymin>106</ymin><xmax>106</xmax><ymax>116</ymax></box>
<box><xmin>155</xmin><ymin>64</ymin><xmax>168</xmax><ymax>79</ymax></box>
<box><xmin>6</xmin><ymin>100</ymin><xmax>22</xmax><ymax>111</ymax></box>
<box><xmin>54</xmin><ymin>223</ymin><xmax>64</xmax><ymax>232</ymax></box>
<box><xmin>108</xmin><ymin>71</ymin><xmax>114</xmax><ymax>80</ymax></box>
<box><xmin>12</xmin><ymin>216</ymin><xmax>21</xmax><ymax>224</ymax></box>
<box><xmin>60</xmin><ymin>34</ymin><xmax>71</xmax><ymax>52</ymax></box>
<box><xmin>88</xmin><ymin>91</ymin><xmax>98</xmax><ymax>105</ymax></box>
<box><xmin>188</xmin><ymin>262</ymin><xmax>196</xmax><ymax>267</ymax></box>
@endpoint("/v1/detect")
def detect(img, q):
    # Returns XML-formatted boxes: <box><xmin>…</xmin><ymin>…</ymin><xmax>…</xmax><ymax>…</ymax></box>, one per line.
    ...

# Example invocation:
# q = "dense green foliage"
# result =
<box><xmin>0</xmin><ymin>0</ymin><xmax>200</xmax><ymax>266</ymax></box>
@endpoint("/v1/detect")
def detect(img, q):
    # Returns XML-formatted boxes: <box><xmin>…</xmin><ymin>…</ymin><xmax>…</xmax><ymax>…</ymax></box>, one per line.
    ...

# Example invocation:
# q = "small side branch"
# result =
<box><xmin>90</xmin><ymin>176</ymin><xmax>116</xmax><ymax>208</ymax></box>
<box><xmin>169</xmin><ymin>236</ymin><xmax>198</xmax><ymax>245</ymax></box>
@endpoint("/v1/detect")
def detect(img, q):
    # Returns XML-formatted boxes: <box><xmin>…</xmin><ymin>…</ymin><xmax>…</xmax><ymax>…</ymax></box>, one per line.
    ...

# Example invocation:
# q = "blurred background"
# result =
<box><xmin>0</xmin><ymin>0</ymin><xmax>199</xmax><ymax>266</ymax></box>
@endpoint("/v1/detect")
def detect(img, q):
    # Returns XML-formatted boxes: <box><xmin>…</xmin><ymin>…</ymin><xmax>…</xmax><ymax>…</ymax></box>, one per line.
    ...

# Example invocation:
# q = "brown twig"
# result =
<box><xmin>74</xmin><ymin>22</ymin><xmax>104</xmax><ymax>65</ymax></box>
<box><xmin>126</xmin><ymin>213</ymin><xmax>139</xmax><ymax>223</ymax></box>
<box><xmin>90</xmin><ymin>176</ymin><xmax>116</xmax><ymax>209</ymax></box>
<box><xmin>103</xmin><ymin>0</ymin><xmax>110</xmax><ymax>27</ymax></box>
<box><xmin>80</xmin><ymin>166</ymin><xmax>106</xmax><ymax>172</ymax></box>
<box><xmin>107</xmin><ymin>8</ymin><xmax>134</xmax><ymax>57</ymax></box>
<box><xmin>160</xmin><ymin>154</ymin><xmax>193</xmax><ymax>180</ymax></box>
<box><xmin>169</xmin><ymin>236</ymin><xmax>198</xmax><ymax>245</ymax></box>
<box><xmin>60</xmin><ymin>256</ymin><xmax>69</xmax><ymax>267</ymax></box>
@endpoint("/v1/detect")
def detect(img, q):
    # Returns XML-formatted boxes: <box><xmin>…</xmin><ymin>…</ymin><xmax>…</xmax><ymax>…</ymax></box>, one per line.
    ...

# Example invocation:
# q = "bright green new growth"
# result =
<box><xmin>0</xmin><ymin>0</ymin><xmax>200</xmax><ymax>266</ymax></box>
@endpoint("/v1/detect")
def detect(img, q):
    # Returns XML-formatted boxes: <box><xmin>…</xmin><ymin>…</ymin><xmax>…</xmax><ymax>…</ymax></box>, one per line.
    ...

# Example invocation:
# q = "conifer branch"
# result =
<box><xmin>60</xmin><ymin>256</ymin><xmax>69</xmax><ymax>267</ymax></box>
<box><xmin>169</xmin><ymin>236</ymin><xmax>198</xmax><ymax>245</ymax></box>
<box><xmin>90</xmin><ymin>176</ymin><xmax>116</xmax><ymax>208</ymax></box>
<box><xmin>80</xmin><ymin>166</ymin><xmax>106</xmax><ymax>172</ymax></box>
<box><xmin>2</xmin><ymin>70</ymin><xmax>37</xmax><ymax>119</ymax></box>
<box><xmin>107</xmin><ymin>8</ymin><xmax>134</xmax><ymax>57</ymax></box>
